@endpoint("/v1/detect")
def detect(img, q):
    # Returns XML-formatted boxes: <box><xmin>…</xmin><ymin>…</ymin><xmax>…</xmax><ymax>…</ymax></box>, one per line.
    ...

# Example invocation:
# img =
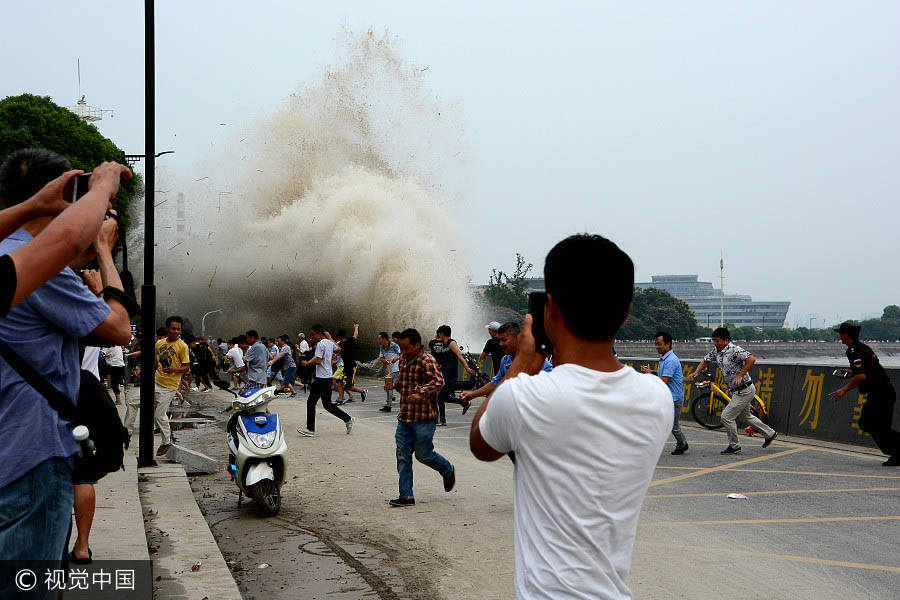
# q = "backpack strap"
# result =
<box><xmin>0</xmin><ymin>338</ymin><xmax>76</xmax><ymax>422</ymax></box>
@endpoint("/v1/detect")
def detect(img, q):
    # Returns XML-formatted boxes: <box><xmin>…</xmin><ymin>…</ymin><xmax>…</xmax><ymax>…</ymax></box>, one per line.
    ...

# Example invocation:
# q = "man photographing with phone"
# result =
<box><xmin>469</xmin><ymin>234</ymin><xmax>672</xmax><ymax>599</ymax></box>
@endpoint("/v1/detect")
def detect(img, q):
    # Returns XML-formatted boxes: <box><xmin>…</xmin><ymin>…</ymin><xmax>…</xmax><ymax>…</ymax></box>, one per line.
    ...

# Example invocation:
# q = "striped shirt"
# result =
<box><xmin>396</xmin><ymin>348</ymin><xmax>444</xmax><ymax>423</ymax></box>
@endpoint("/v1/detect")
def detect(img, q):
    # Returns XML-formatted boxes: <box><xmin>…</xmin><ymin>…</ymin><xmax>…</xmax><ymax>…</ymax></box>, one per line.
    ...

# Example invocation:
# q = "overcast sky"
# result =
<box><xmin>3</xmin><ymin>1</ymin><xmax>899</xmax><ymax>327</ymax></box>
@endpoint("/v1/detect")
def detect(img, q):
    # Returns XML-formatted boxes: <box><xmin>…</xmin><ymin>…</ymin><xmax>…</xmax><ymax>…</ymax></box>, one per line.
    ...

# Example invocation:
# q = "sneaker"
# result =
<box><xmin>379</xmin><ymin>406</ymin><xmax>392</xmax><ymax>412</ymax></box>
<box><xmin>361</xmin><ymin>389</ymin><xmax>367</xmax><ymax>402</ymax></box>
<box><xmin>461</xmin><ymin>400</ymin><xmax>471</xmax><ymax>415</ymax></box>
<box><xmin>346</xmin><ymin>416</ymin><xmax>356</xmax><ymax>434</ymax></box>
<box><xmin>720</xmin><ymin>446</ymin><xmax>742</xmax><ymax>455</ymax></box>
<box><xmin>344</xmin><ymin>398</ymin><xmax>355</xmax><ymax>403</ymax></box>
<box><xmin>437</xmin><ymin>421</ymin><xmax>447</xmax><ymax>427</ymax></box>
<box><xmin>883</xmin><ymin>455</ymin><xmax>900</xmax><ymax>467</ymax></box>
<box><xmin>190</xmin><ymin>387</ymin><xmax>199</xmax><ymax>392</ymax></box>
<box><xmin>443</xmin><ymin>467</ymin><xmax>456</xmax><ymax>492</ymax></box>
<box><xmin>762</xmin><ymin>432</ymin><xmax>777</xmax><ymax>448</ymax></box>
<box><xmin>671</xmin><ymin>443</ymin><xmax>689</xmax><ymax>455</ymax></box>
<box><xmin>297</xmin><ymin>428</ymin><xmax>315</xmax><ymax>437</ymax></box>
<box><xmin>289</xmin><ymin>392</ymin><xmax>296</xmax><ymax>398</ymax></box>
<box><xmin>202</xmin><ymin>388</ymin><xmax>213</xmax><ymax>393</ymax></box>
<box><xmin>389</xmin><ymin>497</ymin><xmax>415</xmax><ymax>507</ymax></box>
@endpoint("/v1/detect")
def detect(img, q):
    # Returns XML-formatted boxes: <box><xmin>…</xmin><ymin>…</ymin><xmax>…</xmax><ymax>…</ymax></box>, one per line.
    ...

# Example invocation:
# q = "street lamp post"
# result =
<box><xmin>201</xmin><ymin>309</ymin><xmax>222</xmax><ymax>338</ymax></box>
<box><xmin>138</xmin><ymin>0</ymin><xmax>157</xmax><ymax>468</ymax></box>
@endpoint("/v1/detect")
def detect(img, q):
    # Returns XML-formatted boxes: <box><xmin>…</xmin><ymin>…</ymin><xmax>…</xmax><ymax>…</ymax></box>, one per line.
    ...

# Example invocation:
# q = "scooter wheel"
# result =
<box><xmin>249</xmin><ymin>479</ymin><xmax>281</xmax><ymax>517</ymax></box>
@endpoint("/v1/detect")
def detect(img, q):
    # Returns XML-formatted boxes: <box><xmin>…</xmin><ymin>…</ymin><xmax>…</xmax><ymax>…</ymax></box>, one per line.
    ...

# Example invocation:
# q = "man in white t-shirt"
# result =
<box><xmin>297</xmin><ymin>325</ymin><xmax>355</xmax><ymax>437</ymax></box>
<box><xmin>225</xmin><ymin>338</ymin><xmax>246</xmax><ymax>389</ymax></box>
<box><xmin>470</xmin><ymin>234</ymin><xmax>672</xmax><ymax>599</ymax></box>
<box><xmin>297</xmin><ymin>333</ymin><xmax>312</xmax><ymax>391</ymax></box>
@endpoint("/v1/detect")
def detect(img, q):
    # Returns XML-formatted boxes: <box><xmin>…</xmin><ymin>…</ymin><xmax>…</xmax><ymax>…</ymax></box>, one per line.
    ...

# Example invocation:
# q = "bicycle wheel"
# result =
<box><xmin>691</xmin><ymin>393</ymin><xmax>725</xmax><ymax>429</ymax></box>
<box><xmin>750</xmin><ymin>399</ymin><xmax>769</xmax><ymax>426</ymax></box>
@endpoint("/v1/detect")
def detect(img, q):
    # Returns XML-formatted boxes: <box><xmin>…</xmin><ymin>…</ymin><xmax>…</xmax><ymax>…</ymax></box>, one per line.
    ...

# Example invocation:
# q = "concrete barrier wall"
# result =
<box><xmin>621</xmin><ymin>357</ymin><xmax>900</xmax><ymax>448</ymax></box>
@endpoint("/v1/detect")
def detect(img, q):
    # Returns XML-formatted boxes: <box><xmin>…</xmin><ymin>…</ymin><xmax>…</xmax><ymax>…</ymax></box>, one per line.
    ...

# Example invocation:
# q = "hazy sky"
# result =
<box><xmin>3</xmin><ymin>1</ymin><xmax>899</xmax><ymax>327</ymax></box>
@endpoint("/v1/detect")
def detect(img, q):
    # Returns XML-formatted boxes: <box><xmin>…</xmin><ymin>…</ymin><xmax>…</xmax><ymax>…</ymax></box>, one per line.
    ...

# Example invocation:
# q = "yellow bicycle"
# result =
<box><xmin>690</xmin><ymin>371</ymin><xmax>769</xmax><ymax>430</ymax></box>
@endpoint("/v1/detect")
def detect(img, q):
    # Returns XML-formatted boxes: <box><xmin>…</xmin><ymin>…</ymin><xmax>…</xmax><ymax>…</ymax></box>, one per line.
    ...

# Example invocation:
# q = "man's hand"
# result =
<box><xmin>829</xmin><ymin>389</ymin><xmax>846</xmax><ymax>403</ymax></box>
<box><xmin>686</xmin><ymin>371</ymin><xmax>698</xmax><ymax>381</ymax></box>
<box><xmin>466</xmin><ymin>366</ymin><xmax>477</xmax><ymax>376</ymax></box>
<box><xmin>93</xmin><ymin>210</ymin><xmax>119</xmax><ymax>254</ymax></box>
<box><xmin>81</xmin><ymin>269</ymin><xmax>103</xmax><ymax>295</ymax></box>
<box><xmin>459</xmin><ymin>390</ymin><xmax>472</xmax><ymax>402</ymax></box>
<box><xmin>508</xmin><ymin>314</ymin><xmax>547</xmax><ymax>378</ymax></box>
<box><xmin>640</xmin><ymin>365</ymin><xmax>652</xmax><ymax>374</ymax></box>
<box><xmin>24</xmin><ymin>169</ymin><xmax>83</xmax><ymax>217</ymax></box>
<box><xmin>732</xmin><ymin>375</ymin><xmax>743</xmax><ymax>387</ymax></box>
<box><xmin>87</xmin><ymin>161</ymin><xmax>133</xmax><ymax>199</ymax></box>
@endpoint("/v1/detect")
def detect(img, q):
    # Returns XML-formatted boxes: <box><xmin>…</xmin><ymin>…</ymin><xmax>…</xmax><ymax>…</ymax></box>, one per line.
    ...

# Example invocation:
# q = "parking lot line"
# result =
<box><xmin>646</xmin><ymin>487</ymin><xmax>900</xmax><ymax>499</ymax></box>
<box><xmin>730</xmin><ymin>468</ymin><xmax>900</xmax><ymax>480</ymax></box>
<box><xmin>649</xmin><ymin>448</ymin><xmax>807</xmax><ymax>487</ymax></box>
<box><xmin>654</xmin><ymin>515</ymin><xmax>900</xmax><ymax>527</ymax></box>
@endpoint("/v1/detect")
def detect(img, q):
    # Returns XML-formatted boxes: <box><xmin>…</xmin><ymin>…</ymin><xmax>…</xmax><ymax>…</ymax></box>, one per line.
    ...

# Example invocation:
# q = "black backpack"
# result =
<box><xmin>0</xmin><ymin>340</ymin><xmax>129</xmax><ymax>482</ymax></box>
<box><xmin>75</xmin><ymin>369</ymin><xmax>129</xmax><ymax>481</ymax></box>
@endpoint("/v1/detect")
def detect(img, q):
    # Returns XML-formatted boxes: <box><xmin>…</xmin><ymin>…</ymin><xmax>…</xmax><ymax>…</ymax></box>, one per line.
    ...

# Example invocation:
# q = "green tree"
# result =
<box><xmin>0</xmin><ymin>93</ymin><xmax>137</xmax><ymax>232</ymax></box>
<box><xmin>618</xmin><ymin>287</ymin><xmax>698</xmax><ymax>340</ymax></box>
<box><xmin>882</xmin><ymin>305</ymin><xmax>900</xmax><ymax>321</ymax></box>
<box><xmin>483</xmin><ymin>253</ymin><xmax>533</xmax><ymax>314</ymax></box>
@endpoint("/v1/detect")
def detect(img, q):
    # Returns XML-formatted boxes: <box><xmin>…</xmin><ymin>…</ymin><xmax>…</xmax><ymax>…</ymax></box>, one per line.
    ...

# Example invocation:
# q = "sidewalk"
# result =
<box><xmin>67</xmin><ymin>396</ymin><xmax>241</xmax><ymax>599</ymax></box>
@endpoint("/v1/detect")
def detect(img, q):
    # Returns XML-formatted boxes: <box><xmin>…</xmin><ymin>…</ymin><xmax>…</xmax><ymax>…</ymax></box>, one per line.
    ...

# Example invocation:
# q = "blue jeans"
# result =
<box><xmin>0</xmin><ymin>457</ymin><xmax>73</xmax><ymax>560</ymax></box>
<box><xmin>395</xmin><ymin>420</ymin><xmax>453</xmax><ymax>499</ymax></box>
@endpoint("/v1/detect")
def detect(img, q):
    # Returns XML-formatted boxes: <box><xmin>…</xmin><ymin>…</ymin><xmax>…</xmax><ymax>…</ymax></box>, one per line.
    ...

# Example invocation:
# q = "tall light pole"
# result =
<box><xmin>719</xmin><ymin>253</ymin><xmax>725</xmax><ymax>327</ymax></box>
<box><xmin>138</xmin><ymin>0</ymin><xmax>157</xmax><ymax>468</ymax></box>
<box><xmin>201</xmin><ymin>309</ymin><xmax>222</xmax><ymax>338</ymax></box>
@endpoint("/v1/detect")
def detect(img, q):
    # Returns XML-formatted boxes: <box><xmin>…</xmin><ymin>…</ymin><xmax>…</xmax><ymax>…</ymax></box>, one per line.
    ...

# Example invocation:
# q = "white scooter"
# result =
<box><xmin>216</xmin><ymin>381</ymin><xmax>288</xmax><ymax>517</ymax></box>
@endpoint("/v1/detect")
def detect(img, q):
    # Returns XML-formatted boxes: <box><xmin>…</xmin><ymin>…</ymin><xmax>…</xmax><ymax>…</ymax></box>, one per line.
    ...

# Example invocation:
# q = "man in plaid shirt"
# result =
<box><xmin>384</xmin><ymin>328</ymin><xmax>456</xmax><ymax>506</ymax></box>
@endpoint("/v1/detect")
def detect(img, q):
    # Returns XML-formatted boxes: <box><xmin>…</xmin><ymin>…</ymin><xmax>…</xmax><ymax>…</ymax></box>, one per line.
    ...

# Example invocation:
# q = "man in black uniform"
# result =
<box><xmin>829</xmin><ymin>322</ymin><xmax>900</xmax><ymax>466</ymax></box>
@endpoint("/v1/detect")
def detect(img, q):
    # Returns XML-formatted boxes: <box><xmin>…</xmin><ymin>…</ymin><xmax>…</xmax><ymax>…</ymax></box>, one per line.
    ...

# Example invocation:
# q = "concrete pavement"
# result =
<box><xmin>75</xmin><ymin>378</ymin><xmax>900</xmax><ymax>599</ymax></box>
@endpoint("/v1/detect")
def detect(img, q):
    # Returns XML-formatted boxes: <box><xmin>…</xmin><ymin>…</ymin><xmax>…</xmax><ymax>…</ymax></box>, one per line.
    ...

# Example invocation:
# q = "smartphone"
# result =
<box><xmin>528</xmin><ymin>291</ymin><xmax>553</xmax><ymax>355</ymax></box>
<box><xmin>72</xmin><ymin>173</ymin><xmax>92</xmax><ymax>201</ymax></box>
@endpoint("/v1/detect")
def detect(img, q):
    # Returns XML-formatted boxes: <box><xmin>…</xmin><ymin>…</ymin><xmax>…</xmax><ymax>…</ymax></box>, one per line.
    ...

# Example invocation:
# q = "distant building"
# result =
<box><xmin>635</xmin><ymin>275</ymin><xmax>790</xmax><ymax>329</ymax></box>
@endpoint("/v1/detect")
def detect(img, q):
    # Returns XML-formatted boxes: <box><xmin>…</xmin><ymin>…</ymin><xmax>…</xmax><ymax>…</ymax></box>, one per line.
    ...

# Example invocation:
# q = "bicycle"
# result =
<box><xmin>690</xmin><ymin>371</ymin><xmax>769</xmax><ymax>430</ymax></box>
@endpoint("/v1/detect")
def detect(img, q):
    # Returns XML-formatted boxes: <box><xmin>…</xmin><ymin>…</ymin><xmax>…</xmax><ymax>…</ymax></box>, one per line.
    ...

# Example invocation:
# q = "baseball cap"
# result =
<box><xmin>834</xmin><ymin>321</ymin><xmax>861</xmax><ymax>335</ymax></box>
<box><xmin>486</xmin><ymin>321</ymin><xmax>501</xmax><ymax>331</ymax></box>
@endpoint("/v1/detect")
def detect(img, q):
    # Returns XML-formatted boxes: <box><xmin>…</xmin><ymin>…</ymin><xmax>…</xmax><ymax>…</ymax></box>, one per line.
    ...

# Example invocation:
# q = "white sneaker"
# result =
<box><xmin>203</xmin><ymin>388</ymin><xmax>213</xmax><ymax>393</ymax></box>
<box><xmin>190</xmin><ymin>387</ymin><xmax>199</xmax><ymax>392</ymax></box>
<box><xmin>297</xmin><ymin>428</ymin><xmax>315</xmax><ymax>437</ymax></box>
<box><xmin>346</xmin><ymin>416</ymin><xmax>356</xmax><ymax>434</ymax></box>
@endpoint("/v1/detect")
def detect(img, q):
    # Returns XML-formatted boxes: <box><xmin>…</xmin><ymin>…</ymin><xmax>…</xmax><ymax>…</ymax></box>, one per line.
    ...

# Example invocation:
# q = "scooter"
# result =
<box><xmin>214</xmin><ymin>380</ymin><xmax>287</xmax><ymax>517</ymax></box>
<box><xmin>449</xmin><ymin>350</ymin><xmax>491</xmax><ymax>399</ymax></box>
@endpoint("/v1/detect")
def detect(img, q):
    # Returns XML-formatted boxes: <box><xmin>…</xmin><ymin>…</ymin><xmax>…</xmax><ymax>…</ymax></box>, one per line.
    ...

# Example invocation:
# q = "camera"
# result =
<box><xmin>72</xmin><ymin>172</ymin><xmax>92</xmax><ymax>202</ymax></box>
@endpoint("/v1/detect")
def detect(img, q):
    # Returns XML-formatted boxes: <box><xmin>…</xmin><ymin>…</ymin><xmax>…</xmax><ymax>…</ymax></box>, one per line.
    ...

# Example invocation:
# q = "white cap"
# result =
<box><xmin>486</xmin><ymin>321</ymin><xmax>501</xmax><ymax>331</ymax></box>
<box><xmin>297</xmin><ymin>332</ymin><xmax>305</xmax><ymax>338</ymax></box>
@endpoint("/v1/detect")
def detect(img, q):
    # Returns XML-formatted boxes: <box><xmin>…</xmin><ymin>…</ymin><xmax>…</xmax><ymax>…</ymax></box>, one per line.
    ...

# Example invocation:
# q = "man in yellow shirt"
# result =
<box><xmin>154</xmin><ymin>316</ymin><xmax>190</xmax><ymax>456</ymax></box>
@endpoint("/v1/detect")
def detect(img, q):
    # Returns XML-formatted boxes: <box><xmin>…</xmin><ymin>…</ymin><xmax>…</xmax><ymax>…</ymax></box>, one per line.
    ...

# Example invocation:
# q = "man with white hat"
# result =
<box><xmin>479</xmin><ymin>321</ymin><xmax>504</xmax><ymax>377</ymax></box>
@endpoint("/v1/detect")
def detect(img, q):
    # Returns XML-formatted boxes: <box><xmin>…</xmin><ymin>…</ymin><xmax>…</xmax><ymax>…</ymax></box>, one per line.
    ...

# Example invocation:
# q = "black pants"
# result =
<box><xmin>307</xmin><ymin>377</ymin><xmax>350</xmax><ymax>431</ymax></box>
<box><xmin>108</xmin><ymin>365</ymin><xmax>125</xmax><ymax>397</ymax></box>
<box><xmin>859</xmin><ymin>385</ymin><xmax>900</xmax><ymax>457</ymax></box>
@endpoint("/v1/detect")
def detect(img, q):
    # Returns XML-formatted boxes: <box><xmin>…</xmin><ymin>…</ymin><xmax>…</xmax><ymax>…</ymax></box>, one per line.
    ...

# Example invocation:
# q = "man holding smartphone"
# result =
<box><xmin>641</xmin><ymin>331</ymin><xmax>689</xmax><ymax>454</ymax></box>
<box><xmin>469</xmin><ymin>234</ymin><xmax>672</xmax><ymax>599</ymax></box>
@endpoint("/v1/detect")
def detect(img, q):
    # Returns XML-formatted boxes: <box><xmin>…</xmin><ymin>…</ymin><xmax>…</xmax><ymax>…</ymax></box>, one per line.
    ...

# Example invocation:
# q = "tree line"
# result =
<box><xmin>479</xmin><ymin>253</ymin><xmax>900</xmax><ymax>343</ymax></box>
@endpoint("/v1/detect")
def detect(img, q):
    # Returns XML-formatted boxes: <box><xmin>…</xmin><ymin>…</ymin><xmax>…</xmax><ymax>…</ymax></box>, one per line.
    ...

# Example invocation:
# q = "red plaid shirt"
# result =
<box><xmin>396</xmin><ymin>348</ymin><xmax>444</xmax><ymax>422</ymax></box>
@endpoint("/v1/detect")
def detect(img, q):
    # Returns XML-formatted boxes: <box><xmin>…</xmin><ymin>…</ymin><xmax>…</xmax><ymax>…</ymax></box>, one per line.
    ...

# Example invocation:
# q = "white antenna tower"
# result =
<box><xmin>69</xmin><ymin>59</ymin><xmax>113</xmax><ymax>123</ymax></box>
<box><xmin>719</xmin><ymin>252</ymin><xmax>725</xmax><ymax>327</ymax></box>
